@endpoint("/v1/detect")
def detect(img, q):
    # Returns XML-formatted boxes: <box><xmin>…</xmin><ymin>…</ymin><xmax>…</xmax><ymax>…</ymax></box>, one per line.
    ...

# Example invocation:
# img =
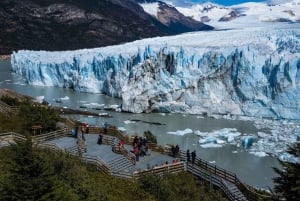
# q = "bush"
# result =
<box><xmin>144</xmin><ymin>130</ymin><xmax>157</xmax><ymax>143</ymax></box>
<box><xmin>0</xmin><ymin>95</ymin><xmax>20</xmax><ymax>106</ymax></box>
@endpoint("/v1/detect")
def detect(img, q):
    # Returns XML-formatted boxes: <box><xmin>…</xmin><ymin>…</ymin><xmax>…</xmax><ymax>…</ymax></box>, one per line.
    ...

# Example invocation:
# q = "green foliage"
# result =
<box><xmin>0</xmin><ymin>139</ymin><xmax>154</xmax><ymax>201</ymax></box>
<box><xmin>0</xmin><ymin>100</ymin><xmax>61</xmax><ymax>134</ymax></box>
<box><xmin>0</xmin><ymin>137</ymin><xmax>57</xmax><ymax>201</ymax></box>
<box><xmin>273</xmin><ymin>142</ymin><xmax>300</xmax><ymax>201</ymax></box>
<box><xmin>144</xmin><ymin>130</ymin><xmax>157</xmax><ymax>143</ymax></box>
<box><xmin>138</xmin><ymin>172</ymin><xmax>227</xmax><ymax>201</ymax></box>
<box><xmin>0</xmin><ymin>95</ymin><xmax>20</xmax><ymax>106</ymax></box>
<box><xmin>139</xmin><ymin>174</ymin><xmax>171</xmax><ymax>201</ymax></box>
<box><xmin>17</xmin><ymin>104</ymin><xmax>61</xmax><ymax>133</ymax></box>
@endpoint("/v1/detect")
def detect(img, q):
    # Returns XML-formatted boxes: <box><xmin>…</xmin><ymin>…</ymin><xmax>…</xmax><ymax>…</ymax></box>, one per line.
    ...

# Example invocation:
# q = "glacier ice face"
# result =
<box><xmin>11</xmin><ymin>26</ymin><xmax>300</xmax><ymax>119</ymax></box>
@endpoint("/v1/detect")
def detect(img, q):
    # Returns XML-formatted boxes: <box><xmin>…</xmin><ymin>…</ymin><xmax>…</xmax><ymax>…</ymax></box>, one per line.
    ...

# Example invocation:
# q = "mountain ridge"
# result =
<box><xmin>0</xmin><ymin>0</ymin><xmax>212</xmax><ymax>55</ymax></box>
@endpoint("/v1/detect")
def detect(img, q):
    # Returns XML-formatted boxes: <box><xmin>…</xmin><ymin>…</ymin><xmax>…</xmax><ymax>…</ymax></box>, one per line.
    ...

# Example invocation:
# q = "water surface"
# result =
<box><xmin>0</xmin><ymin>60</ymin><xmax>280</xmax><ymax>188</ymax></box>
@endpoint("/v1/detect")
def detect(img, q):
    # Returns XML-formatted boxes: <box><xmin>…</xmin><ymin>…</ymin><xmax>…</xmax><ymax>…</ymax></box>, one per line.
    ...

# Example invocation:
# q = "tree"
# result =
<box><xmin>0</xmin><ymin>137</ymin><xmax>57</xmax><ymax>201</ymax></box>
<box><xmin>273</xmin><ymin>142</ymin><xmax>300</xmax><ymax>201</ymax></box>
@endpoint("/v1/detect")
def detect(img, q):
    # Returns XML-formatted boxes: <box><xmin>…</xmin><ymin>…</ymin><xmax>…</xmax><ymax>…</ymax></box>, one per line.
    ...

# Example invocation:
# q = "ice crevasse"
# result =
<box><xmin>11</xmin><ymin>27</ymin><xmax>300</xmax><ymax>119</ymax></box>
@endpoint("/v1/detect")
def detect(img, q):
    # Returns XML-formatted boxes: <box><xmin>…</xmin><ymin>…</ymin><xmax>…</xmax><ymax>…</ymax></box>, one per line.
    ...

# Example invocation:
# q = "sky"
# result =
<box><xmin>165</xmin><ymin>0</ymin><xmax>266</xmax><ymax>6</ymax></box>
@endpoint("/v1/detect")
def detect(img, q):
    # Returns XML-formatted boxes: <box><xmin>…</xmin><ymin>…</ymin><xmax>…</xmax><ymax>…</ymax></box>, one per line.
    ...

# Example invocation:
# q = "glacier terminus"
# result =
<box><xmin>11</xmin><ymin>26</ymin><xmax>300</xmax><ymax>120</ymax></box>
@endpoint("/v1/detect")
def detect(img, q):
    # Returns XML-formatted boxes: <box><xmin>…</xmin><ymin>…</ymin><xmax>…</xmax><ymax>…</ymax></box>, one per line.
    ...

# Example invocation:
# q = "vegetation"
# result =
<box><xmin>0</xmin><ymin>138</ymin><xmax>154</xmax><ymax>201</ymax></box>
<box><xmin>144</xmin><ymin>130</ymin><xmax>157</xmax><ymax>143</ymax></box>
<box><xmin>272</xmin><ymin>142</ymin><xmax>300</xmax><ymax>201</ymax></box>
<box><xmin>139</xmin><ymin>172</ymin><xmax>227</xmax><ymax>201</ymax></box>
<box><xmin>0</xmin><ymin>93</ymin><xmax>229</xmax><ymax>201</ymax></box>
<box><xmin>0</xmin><ymin>95</ymin><xmax>23</xmax><ymax>106</ymax></box>
<box><xmin>0</xmin><ymin>96</ymin><xmax>61</xmax><ymax>134</ymax></box>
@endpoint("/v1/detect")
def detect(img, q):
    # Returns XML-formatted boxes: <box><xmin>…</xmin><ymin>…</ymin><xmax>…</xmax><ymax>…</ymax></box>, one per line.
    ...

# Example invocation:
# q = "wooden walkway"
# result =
<box><xmin>48</xmin><ymin>134</ymin><xmax>177</xmax><ymax>176</ymax></box>
<box><xmin>0</xmin><ymin>102</ymin><xmax>271</xmax><ymax>201</ymax></box>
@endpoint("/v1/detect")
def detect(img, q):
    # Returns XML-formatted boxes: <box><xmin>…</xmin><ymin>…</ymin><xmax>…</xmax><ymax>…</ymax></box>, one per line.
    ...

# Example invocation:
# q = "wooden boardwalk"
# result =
<box><xmin>0</xmin><ymin>129</ymin><xmax>272</xmax><ymax>201</ymax></box>
<box><xmin>49</xmin><ymin>134</ymin><xmax>175</xmax><ymax>176</ymax></box>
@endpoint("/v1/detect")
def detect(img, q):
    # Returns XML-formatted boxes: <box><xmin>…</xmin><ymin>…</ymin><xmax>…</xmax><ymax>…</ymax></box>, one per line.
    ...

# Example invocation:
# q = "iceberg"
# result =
<box><xmin>199</xmin><ymin>136</ymin><xmax>218</xmax><ymax>144</ymax></box>
<box><xmin>11</xmin><ymin>26</ymin><xmax>300</xmax><ymax>119</ymax></box>
<box><xmin>242</xmin><ymin>136</ymin><xmax>255</xmax><ymax>149</ymax></box>
<box><xmin>167</xmin><ymin>128</ymin><xmax>193</xmax><ymax>136</ymax></box>
<box><xmin>200</xmin><ymin>143</ymin><xmax>223</xmax><ymax>148</ymax></box>
<box><xmin>249</xmin><ymin>151</ymin><xmax>268</xmax><ymax>157</ymax></box>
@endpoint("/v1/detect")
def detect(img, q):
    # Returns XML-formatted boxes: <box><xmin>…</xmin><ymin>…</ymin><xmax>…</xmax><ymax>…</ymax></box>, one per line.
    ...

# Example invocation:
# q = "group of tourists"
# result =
<box><xmin>170</xmin><ymin>144</ymin><xmax>180</xmax><ymax>157</ymax></box>
<box><xmin>132</xmin><ymin>136</ymin><xmax>149</xmax><ymax>162</ymax></box>
<box><xmin>186</xmin><ymin>149</ymin><xmax>196</xmax><ymax>164</ymax></box>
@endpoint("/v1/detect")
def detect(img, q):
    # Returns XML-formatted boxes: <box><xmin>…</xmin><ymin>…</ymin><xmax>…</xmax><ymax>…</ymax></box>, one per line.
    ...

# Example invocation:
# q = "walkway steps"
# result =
<box><xmin>222</xmin><ymin>180</ymin><xmax>248</xmax><ymax>201</ymax></box>
<box><xmin>187</xmin><ymin>163</ymin><xmax>248</xmax><ymax>201</ymax></box>
<box><xmin>107</xmin><ymin>155</ymin><xmax>134</xmax><ymax>172</ymax></box>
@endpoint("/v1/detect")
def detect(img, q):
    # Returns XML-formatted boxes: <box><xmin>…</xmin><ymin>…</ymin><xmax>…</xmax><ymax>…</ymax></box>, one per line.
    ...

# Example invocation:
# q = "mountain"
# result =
<box><xmin>137</xmin><ymin>0</ymin><xmax>213</xmax><ymax>32</ymax></box>
<box><xmin>11</xmin><ymin>25</ymin><xmax>300</xmax><ymax>120</ymax></box>
<box><xmin>0</xmin><ymin>0</ymin><xmax>212</xmax><ymax>55</ymax></box>
<box><xmin>176</xmin><ymin>0</ymin><xmax>300</xmax><ymax>26</ymax></box>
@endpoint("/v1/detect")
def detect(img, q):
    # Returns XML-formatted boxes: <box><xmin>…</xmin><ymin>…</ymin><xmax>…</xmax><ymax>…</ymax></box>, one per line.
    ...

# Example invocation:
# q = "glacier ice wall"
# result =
<box><xmin>11</xmin><ymin>27</ymin><xmax>300</xmax><ymax>119</ymax></box>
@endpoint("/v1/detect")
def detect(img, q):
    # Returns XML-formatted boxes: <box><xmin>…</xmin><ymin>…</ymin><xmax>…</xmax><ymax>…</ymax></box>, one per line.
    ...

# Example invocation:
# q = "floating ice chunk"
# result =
<box><xmin>109</xmin><ymin>104</ymin><xmax>119</xmax><ymax>108</ymax></box>
<box><xmin>218</xmin><ymin>128</ymin><xmax>241</xmax><ymax>142</ymax></box>
<box><xmin>279</xmin><ymin>152</ymin><xmax>300</xmax><ymax>163</ymax></box>
<box><xmin>118</xmin><ymin>127</ymin><xmax>126</xmax><ymax>131</ymax></box>
<box><xmin>168</xmin><ymin>128</ymin><xmax>193</xmax><ymax>136</ymax></box>
<box><xmin>242</xmin><ymin>136</ymin><xmax>254</xmax><ymax>149</ymax></box>
<box><xmin>34</xmin><ymin>96</ymin><xmax>44</xmax><ymax>103</ymax></box>
<box><xmin>194</xmin><ymin>130</ymin><xmax>208</xmax><ymax>136</ymax></box>
<box><xmin>257</xmin><ymin>132</ymin><xmax>268</xmax><ymax>138</ymax></box>
<box><xmin>124</xmin><ymin>120</ymin><xmax>136</xmax><ymax>124</ymax></box>
<box><xmin>60</xmin><ymin>96</ymin><xmax>69</xmax><ymax>100</ymax></box>
<box><xmin>232</xmin><ymin>151</ymin><xmax>238</xmax><ymax>154</ymax></box>
<box><xmin>199</xmin><ymin>136</ymin><xmax>218</xmax><ymax>144</ymax></box>
<box><xmin>250</xmin><ymin>151</ymin><xmax>267</xmax><ymax>157</ymax></box>
<box><xmin>216</xmin><ymin>139</ymin><xmax>226</xmax><ymax>144</ymax></box>
<box><xmin>200</xmin><ymin>143</ymin><xmax>222</xmax><ymax>148</ymax></box>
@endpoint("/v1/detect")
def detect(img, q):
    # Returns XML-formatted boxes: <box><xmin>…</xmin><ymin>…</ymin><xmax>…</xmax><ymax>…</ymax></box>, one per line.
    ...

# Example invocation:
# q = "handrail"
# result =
<box><xmin>32</xmin><ymin>128</ymin><xmax>69</xmax><ymax>142</ymax></box>
<box><xmin>112</xmin><ymin>145</ymin><xmax>136</xmax><ymax>164</ymax></box>
<box><xmin>0</xmin><ymin>100</ymin><xmax>19</xmax><ymax>115</ymax></box>
<box><xmin>134</xmin><ymin>162</ymin><xmax>185</xmax><ymax>179</ymax></box>
<box><xmin>0</xmin><ymin>129</ymin><xmax>272</xmax><ymax>200</ymax></box>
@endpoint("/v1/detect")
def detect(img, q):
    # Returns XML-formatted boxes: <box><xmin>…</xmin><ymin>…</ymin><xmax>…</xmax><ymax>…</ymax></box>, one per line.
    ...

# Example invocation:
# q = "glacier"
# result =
<box><xmin>11</xmin><ymin>26</ymin><xmax>300</xmax><ymax>120</ymax></box>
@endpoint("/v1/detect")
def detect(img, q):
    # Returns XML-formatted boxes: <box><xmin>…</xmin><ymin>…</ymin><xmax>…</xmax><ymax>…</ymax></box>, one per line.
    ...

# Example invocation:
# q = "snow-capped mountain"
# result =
<box><xmin>138</xmin><ymin>0</ymin><xmax>213</xmax><ymax>32</ymax></box>
<box><xmin>177</xmin><ymin>2</ymin><xmax>235</xmax><ymax>22</ymax></box>
<box><xmin>11</xmin><ymin>25</ymin><xmax>300</xmax><ymax>120</ymax></box>
<box><xmin>176</xmin><ymin>0</ymin><xmax>300</xmax><ymax>26</ymax></box>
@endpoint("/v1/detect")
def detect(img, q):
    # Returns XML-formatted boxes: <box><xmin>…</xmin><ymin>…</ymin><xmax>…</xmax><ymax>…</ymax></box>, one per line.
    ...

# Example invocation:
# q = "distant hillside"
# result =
<box><xmin>0</xmin><ymin>0</ymin><xmax>213</xmax><ymax>54</ymax></box>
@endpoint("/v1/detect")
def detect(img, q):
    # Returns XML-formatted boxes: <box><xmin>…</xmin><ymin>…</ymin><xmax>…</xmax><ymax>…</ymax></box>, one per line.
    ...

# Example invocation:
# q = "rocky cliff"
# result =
<box><xmin>0</xmin><ymin>0</ymin><xmax>212</xmax><ymax>54</ymax></box>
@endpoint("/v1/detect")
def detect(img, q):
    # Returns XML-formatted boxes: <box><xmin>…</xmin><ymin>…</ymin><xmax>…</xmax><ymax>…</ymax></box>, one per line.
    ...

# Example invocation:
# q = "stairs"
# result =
<box><xmin>107</xmin><ymin>155</ymin><xmax>134</xmax><ymax>172</ymax></box>
<box><xmin>222</xmin><ymin>179</ymin><xmax>248</xmax><ymax>201</ymax></box>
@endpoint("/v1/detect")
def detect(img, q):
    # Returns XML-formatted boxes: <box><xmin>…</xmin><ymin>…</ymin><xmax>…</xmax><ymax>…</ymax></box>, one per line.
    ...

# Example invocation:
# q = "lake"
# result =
<box><xmin>0</xmin><ymin>59</ymin><xmax>280</xmax><ymax>188</ymax></box>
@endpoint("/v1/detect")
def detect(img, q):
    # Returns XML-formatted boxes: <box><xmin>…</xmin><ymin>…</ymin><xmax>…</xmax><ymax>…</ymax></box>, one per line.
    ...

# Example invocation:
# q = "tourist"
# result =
<box><xmin>191</xmin><ymin>150</ymin><xmax>196</xmax><ymax>164</ymax></box>
<box><xmin>186</xmin><ymin>149</ymin><xmax>190</xmax><ymax>162</ymax></box>
<box><xmin>104</xmin><ymin>122</ymin><xmax>108</xmax><ymax>134</ymax></box>
<box><xmin>119</xmin><ymin>139</ymin><xmax>124</xmax><ymax>150</ymax></box>
<box><xmin>86</xmin><ymin>124</ymin><xmax>89</xmax><ymax>134</ymax></box>
<box><xmin>175</xmin><ymin>144</ymin><xmax>180</xmax><ymax>157</ymax></box>
<box><xmin>97</xmin><ymin>134</ymin><xmax>103</xmax><ymax>145</ymax></box>
<box><xmin>134</xmin><ymin>145</ymin><xmax>139</xmax><ymax>162</ymax></box>
<box><xmin>171</xmin><ymin>145</ymin><xmax>176</xmax><ymax>157</ymax></box>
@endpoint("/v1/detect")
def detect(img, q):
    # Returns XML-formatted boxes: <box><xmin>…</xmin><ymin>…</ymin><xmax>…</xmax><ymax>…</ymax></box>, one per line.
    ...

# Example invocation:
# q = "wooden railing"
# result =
<box><xmin>134</xmin><ymin>162</ymin><xmax>185</xmax><ymax>179</ymax></box>
<box><xmin>112</xmin><ymin>145</ymin><xmax>136</xmax><ymax>164</ymax></box>
<box><xmin>88</xmin><ymin>126</ymin><xmax>130</xmax><ymax>143</ymax></box>
<box><xmin>32</xmin><ymin>128</ymin><xmax>70</xmax><ymax>142</ymax></box>
<box><xmin>0</xmin><ymin>128</ymin><xmax>272</xmax><ymax>200</ymax></box>
<box><xmin>0</xmin><ymin>100</ymin><xmax>19</xmax><ymax>115</ymax></box>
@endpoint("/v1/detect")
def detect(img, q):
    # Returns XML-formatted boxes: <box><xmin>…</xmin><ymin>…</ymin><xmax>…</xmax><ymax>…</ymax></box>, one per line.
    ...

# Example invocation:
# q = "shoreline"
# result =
<box><xmin>0</xmin><ymin>55</ymin><xmax>11</xmax><ymax>61</ymax></box>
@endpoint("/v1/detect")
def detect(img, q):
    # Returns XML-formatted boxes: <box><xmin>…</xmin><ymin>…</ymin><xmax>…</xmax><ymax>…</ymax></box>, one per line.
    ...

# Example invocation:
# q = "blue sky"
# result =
<box><xmin>166</xmin><ymin>0</ymin><xmax>266</xmax><ymax>6</ymax></box>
